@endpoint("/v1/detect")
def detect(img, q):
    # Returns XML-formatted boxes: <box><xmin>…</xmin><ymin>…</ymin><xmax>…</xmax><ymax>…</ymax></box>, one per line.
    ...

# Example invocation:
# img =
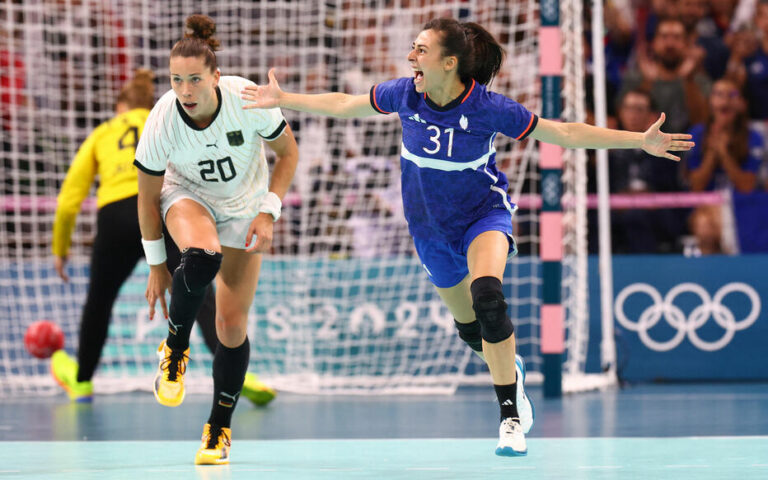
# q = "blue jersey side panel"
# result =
<box><xmin>371</xmin><ymin>77</ymin><xmax>538</xmax><ymax>240</ymax></box>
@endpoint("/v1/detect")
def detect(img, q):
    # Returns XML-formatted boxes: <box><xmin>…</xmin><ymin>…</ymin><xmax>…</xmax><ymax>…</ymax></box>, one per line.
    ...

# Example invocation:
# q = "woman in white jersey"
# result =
<box><xmin>241</xmin><ymin>18</ymin><xmax>694</xmax><ymax>457</ymax></box>
<box><xmin>134</xmin><ymin>15</ymin><xmax>298</xmax><ymax>466</ymax></box>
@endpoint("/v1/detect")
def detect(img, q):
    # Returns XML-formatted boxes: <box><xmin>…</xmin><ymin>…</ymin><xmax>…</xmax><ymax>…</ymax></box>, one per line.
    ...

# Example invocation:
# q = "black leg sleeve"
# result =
<box><xmin>197</xmin><ymin>285</ymin><xmax>219</xmax><ymax>354</ymax></box>
<box><xmin>208</xmin><ymin>337</ymin><xmax>250</xmax><ymax>428</ymax></box>
<box><xmin>166</xmin><ymin>248</ymin><xmax>222</xmax><ymax>351</ymax></box>
<box><xmin>164</xmin><ymin>234</ymin><xmax>218</xmax><ymax>353</ymax></box>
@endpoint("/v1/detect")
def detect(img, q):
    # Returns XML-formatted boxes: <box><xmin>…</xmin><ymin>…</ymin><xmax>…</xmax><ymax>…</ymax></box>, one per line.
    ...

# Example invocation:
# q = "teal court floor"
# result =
<box><xmin>2</xmin><ymin>437</ymin><xmax>768</xmax><ymax>480</ymax></box>
<box><xmin>1</xmin><ymin>383</ymin><xmax>767</xmax><ymax>479</ymax></box>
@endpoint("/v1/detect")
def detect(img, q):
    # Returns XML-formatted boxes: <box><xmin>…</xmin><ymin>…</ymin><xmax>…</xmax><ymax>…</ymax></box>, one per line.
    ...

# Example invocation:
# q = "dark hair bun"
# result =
<box><xmin>184</xmin><ymin>14</ymin><xmax>220</xmax><ymax>51</ymax></box>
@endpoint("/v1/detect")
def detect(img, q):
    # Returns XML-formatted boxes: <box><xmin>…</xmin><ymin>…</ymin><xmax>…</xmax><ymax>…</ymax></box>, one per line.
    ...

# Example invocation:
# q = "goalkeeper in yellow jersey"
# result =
<box><xmin>50</xmin><ymin>69</ymin><xmax>275</xmax><ymax>407</ymax></box>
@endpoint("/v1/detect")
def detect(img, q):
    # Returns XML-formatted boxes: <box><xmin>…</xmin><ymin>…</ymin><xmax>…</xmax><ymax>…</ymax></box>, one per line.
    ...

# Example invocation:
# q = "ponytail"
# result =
<box><xmin>423</xmin><ymin>18</ymin><xmax>505</xmax><ymax>86</ymax></box>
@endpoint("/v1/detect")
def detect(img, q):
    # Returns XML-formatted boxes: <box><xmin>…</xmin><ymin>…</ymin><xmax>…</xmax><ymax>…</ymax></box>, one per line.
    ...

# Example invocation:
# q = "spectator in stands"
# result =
<box><xmin>678</xmin><ymin>0</ymin><xmax>731</xmax><ymax>79</ymax></box>
<box><xmin>609</xmin><ymin>89</ymin><xmax>687</xmax><ymax>253</ymax></box>
<box><xmin>620</xmin><ymin>17</ymin><xmax>711</xmax><ymax>134</ymax></box>
<box><xmin>1</xmin><ymin>24</ymin><xmax>31</xmax><ymax>194</ymax></box>
<box><xmin>726</xmin><ymin>0</ymin><xmax>768</xmax><ymax>120</ymax></box>
<box><xmin>710</xmin><ymin>0</ymin><xmax>739</xmax><ymax>35</ymax></box>
<box><xmin>685</xmin><ymin>77</ymin><xmax>765</xmax><ymax>252</ymax></box>
<box><xmin>688</xmin><ymin>204</ymin><xmax>726</xmax><ymax>254</ymax></box>
<box><xmin>0</xmin><ymin>26</ymin><xmax>27</xmax><ymax>133</ymax></box>
<box><xmin>640</xmin><ymin>0</ymin><xmax>680</xmax><ymax>44</ymax></box>
<box><xmin>686</xmin><ymin>78</ymin><xmax>762</xmax><ymax>193</ymax></box>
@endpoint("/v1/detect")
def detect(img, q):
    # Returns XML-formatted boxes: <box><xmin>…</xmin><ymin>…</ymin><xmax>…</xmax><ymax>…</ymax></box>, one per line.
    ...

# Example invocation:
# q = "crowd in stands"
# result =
<box><xmin>3</xmin><ymin>1</ymin><xmax>768</xmax><ymax>256</ymax></box>
<box><xmin>592</xmin><ymin>0</ymin><xmax>768</xmax><ymax>254</ymax></box>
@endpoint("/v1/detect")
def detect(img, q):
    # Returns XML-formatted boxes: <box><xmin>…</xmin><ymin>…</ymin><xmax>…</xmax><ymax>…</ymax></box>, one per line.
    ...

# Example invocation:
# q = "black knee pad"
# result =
<box><xmin>455</xmin><ymin>319</ymin><xmax>483</xmax><ymax>353</ymax></box>
<box><xmin>470</xmin><ymin>276</ymin><xmax>514</xmax><ymax>343</ymax></box>
<box><xmin>174</xmin><ymin>247</ymin><xmax>222</xmax><ymax>293</ymax></box>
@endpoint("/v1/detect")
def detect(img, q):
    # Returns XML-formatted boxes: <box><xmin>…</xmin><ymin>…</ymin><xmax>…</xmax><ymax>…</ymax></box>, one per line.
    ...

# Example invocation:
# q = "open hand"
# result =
<box><xmin>242</xmin><ymin>68</ymin><xmax>283</xmax><ymax>110</ymax></box>
<box><xmin>145</xmin><ymin>265</ymin><xmax>172</xmax><ymax>321</ymax></box>
<box><xmin>641</xmin><ymin>113</ymin><xmax>695</xmax><ymax>161</ymax></box>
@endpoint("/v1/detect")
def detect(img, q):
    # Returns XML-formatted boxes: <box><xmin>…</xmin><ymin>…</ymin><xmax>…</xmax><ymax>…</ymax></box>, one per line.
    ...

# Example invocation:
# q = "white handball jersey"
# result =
<box><xmin>134</xmin><ymin>75</ymin><xmax>287</xmax><ymax>218</ymax></box>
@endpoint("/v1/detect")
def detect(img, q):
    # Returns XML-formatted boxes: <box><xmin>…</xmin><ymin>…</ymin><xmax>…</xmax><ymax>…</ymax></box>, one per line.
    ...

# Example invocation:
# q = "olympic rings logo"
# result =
<box><xmin>614</xmin><ymin>283</ymin><xmax>760</xmax><ymax>352</ymax></box>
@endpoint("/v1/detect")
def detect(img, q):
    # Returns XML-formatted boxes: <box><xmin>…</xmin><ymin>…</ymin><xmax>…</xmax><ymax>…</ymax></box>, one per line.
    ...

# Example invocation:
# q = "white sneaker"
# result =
<box><xmin>515</xmin><ymin>354</ymin><xmax>535</xmax><ymax>434</ymax></box>
<box><xmin>495</xmin><ymin>417</ymin><xmax>527</xmax><ymax>456</ymax></box>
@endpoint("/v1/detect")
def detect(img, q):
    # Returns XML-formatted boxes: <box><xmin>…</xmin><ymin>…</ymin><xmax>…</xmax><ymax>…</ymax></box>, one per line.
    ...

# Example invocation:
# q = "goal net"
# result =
<box><xmin>0</xmin><ymin>0</ymin><xmax>595</xmax><ymax>396</ymax></box>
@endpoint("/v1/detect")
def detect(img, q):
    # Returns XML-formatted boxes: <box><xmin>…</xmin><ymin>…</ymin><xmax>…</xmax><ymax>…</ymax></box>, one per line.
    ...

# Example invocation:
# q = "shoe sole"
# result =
<box><xmin>194</xmin><ymin>455</ymin><xmax>230</xmax><ymax>466</ymax></box>
<box><xmin>195</xmin><ymin>449</ymin><xmax>230</xmax><ymax>465</ymax></box>
<box><xmin>515</xmin><ymin>355</ymin><xmax>535</xmax><ymax>434</ymax></box>
<box><xmin>495</xmin><ymin>446</ymin><xmax>528</xmax><ymax>457</ymax></box>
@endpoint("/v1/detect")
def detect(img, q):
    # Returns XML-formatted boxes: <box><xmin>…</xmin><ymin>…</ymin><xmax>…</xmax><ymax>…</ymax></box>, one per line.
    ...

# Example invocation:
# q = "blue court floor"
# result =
<box><xmin>1</xmin><ymin>383</ymin><xmax>767</xmax><ymax>479</ymax></box>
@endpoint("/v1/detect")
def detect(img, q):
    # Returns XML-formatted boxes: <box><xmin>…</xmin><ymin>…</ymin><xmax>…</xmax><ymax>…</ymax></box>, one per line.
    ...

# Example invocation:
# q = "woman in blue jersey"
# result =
<box><xmin>242</xmin><ymin>18</ymin><xmax>693</xmax><ymax>457</ymax></box>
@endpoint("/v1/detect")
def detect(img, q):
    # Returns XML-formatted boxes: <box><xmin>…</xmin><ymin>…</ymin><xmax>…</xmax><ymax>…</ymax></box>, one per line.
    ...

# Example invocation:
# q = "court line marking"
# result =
<box><xmin>317</xmin><ymin>468</ymin><xmax>364</xmax><ymax>471</ymax></box>
<box><xmin>665</xmin><ymin>465</ymin><xmax>710</xmax><ymax>468</ymax></box>
<box><xmin>578</xmin><ymin>466</ymin><xmax>623</xmax><ymax>469</ymax></box>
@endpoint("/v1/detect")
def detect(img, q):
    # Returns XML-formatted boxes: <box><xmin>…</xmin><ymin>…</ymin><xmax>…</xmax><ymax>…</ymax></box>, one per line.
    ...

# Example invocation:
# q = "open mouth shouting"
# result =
<box><xmin>413</xmin><ymin>69</ymin><xmax>424</xmax><ymax>87</ymax></box>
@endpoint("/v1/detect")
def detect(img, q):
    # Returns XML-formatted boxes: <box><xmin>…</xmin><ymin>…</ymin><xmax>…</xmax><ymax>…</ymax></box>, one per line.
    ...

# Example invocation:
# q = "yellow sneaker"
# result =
<box><xmin>153</xmin><ymin>340</ymin><xmax>189</xmax><ymax>407</ymax></box>
<box><xmin>241</xmin><ymin>372</ymin><xmax>276</xmax><ymax>407</ymax></box>
<box><xmin>50</xmin><ymin>350</ymin><xmax>93</xmax><ymax>403</ymax></box>
<box><xmin>194</xmin><ymin>423</ymin><xmax>231</xmax><ymax>465</ymax></box>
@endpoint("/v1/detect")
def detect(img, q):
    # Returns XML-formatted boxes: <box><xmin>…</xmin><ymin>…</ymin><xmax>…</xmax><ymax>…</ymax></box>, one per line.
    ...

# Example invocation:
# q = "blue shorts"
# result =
<box><xmin>412</xmin><ymin>209</ymin><xmax>517</xmax><ymax>288</ymax></box>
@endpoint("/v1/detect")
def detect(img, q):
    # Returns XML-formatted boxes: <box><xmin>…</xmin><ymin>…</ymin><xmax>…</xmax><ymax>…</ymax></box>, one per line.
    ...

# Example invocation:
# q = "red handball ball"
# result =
<box><xmin>24</xmin><ymin>320</ymin><xmax>65</xmax><ymax>359</ymax></box>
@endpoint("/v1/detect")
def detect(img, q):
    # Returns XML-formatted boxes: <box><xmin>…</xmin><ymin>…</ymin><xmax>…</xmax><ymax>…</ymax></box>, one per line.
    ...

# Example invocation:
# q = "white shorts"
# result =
<box><xmin>161</xmin><ymin>184</ymin><xmax>254</xmax><ymax>250</ymax></box>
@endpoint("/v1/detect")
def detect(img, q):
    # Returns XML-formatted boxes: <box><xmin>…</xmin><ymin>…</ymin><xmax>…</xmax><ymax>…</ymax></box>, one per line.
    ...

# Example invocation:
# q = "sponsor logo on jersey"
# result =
<box><xmin>408</xmin><ymin>113</ymin><xmax>427</xmax><ymax>124</ymax></box>
<box><xmin>227</xmin><ymin>130</ymin><xmax>244</xmax><ymax>146</ymax></box>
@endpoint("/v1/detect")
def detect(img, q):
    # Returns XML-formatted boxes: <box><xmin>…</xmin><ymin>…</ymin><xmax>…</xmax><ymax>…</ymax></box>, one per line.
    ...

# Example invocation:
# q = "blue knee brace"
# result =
<box><xmin>470</xmin><ymin>276</ymin><xmax>514</xmax><ymax>343</ymax></box>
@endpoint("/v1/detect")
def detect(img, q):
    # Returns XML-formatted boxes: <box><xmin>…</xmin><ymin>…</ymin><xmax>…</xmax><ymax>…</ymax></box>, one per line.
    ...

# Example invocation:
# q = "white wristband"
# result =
<box><xmin>259</xmin><ymin>191</ymin><xmax>282</xmax><ymax>222</ymax></box>
<box><xmin>141</xmin><ymin>236</ymin><xmax>167</xmax><ymax>265</ymax></box>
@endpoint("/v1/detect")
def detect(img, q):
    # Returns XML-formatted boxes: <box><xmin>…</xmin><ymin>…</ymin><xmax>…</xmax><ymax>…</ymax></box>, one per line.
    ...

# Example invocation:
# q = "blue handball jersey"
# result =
<box><xmin>370</xmin><ymin>77</ymin><xmax>538</xmax><ymax>241</ymax></box>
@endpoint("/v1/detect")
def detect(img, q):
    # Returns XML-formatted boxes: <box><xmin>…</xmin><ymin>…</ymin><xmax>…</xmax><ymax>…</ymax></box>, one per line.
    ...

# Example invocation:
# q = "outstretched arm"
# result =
<box><xmin>529</xmin><ymin>113</ymin><xmax>694</xmax><ymax>161</ymax></box>
<box><xmin>242</xmin><ymin>68</ymin><xmax>377</xmax><ymax>118</ymax></box>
